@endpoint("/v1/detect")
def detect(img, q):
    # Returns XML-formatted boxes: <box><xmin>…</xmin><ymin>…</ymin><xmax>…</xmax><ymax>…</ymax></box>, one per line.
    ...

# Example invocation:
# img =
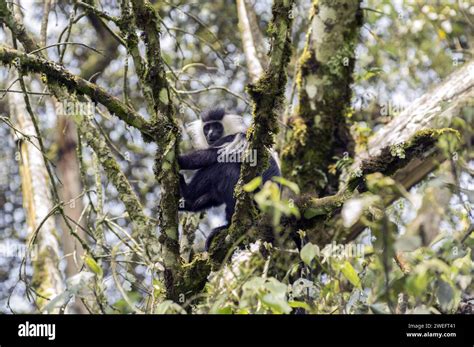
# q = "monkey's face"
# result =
<box><xmin>203</xmin><ymin>121</ymin><xmax>224</xmax><ymax>145</ymax></box>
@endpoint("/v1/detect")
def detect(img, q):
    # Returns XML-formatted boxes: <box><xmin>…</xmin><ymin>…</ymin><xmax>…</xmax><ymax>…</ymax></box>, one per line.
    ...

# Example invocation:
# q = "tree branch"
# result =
<box><xmin>76</xmin><ymin>112</ymin><xmax>155</xmax><ymax>247</ymax></box>
<box><xmin>129</xmin><ymin>0</ymin><xmax>182</xmax><ymax>301</ymax></box>
<box><xmin>300</xmin><ymin>60</ymin><xmax>474</xmax><ymax>245</ymax></box>
<box><xmin>209</xmin><ymin>0</ymin><xmax>295</xmax><ymax>262</ymax></box>
<box><xmin>236</xmin><ymin>0</ymin><xmax>264</xmax><ymax>83</ymax></box>
<box><xmin>0</xmin><ymin>45</ymin><xmax>151</xmax><ymax>136</ymax></box>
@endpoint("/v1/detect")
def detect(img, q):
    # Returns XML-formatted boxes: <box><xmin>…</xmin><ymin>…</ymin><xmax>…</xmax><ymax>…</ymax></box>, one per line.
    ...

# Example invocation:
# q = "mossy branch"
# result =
<box><xmin>128</xmin><ymin>0</ymin><xmax>182</xmax><ymax>301</ymax></box>
<box><xmin>0</xmin><ymin>45</ymin><xmax>151</xmax><ymax>137</ymax></box>
<box><xmin>208</xmin><ymin>0</ymin><xmax>295</xmax><ymax>262</ymax></box>
<box><xmin>130</xmin><ymin>0</ymin><xmax>174</xmax><ymax>118</ymax></box>
<box><xmin>0</xmin><ymin>0</ymin><xmax>39</xmax><ymax>54</ymax></box>
<box><xmin>76</xmin><ymin>113</ymin><xmax>155</xmax><ymax>242</ymax></box>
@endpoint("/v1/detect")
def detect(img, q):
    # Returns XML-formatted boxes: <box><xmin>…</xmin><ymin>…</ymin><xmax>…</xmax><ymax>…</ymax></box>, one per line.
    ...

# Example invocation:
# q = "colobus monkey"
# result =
<box><xmin>178</xmin><ymin>108</ymin><xmax>281</xmax><ymax>249</ymax></box>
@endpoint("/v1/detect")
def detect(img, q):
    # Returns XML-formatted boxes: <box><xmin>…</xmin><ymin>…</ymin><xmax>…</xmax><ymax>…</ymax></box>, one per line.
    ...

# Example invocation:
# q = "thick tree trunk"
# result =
<box><xmin>281</xmin><ymin>0</ymin><xmax>362</xmax><ymax>196</ymax></box>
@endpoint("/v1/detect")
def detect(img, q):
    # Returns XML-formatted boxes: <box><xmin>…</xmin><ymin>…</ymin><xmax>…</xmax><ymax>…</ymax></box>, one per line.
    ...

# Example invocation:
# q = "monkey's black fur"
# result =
<box><xmin>178</xmin><ymin>109</ymin><xmax>280</xmax><ymax>250</ymax></box>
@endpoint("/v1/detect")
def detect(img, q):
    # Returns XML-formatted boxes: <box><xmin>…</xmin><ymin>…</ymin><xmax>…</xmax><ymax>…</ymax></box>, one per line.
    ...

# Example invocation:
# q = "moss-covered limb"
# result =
<box><xmin>1</xmin><ymin>0</ymin><xmax>143</xmax><ymax>133</ymax></box>
<box><xmin>0</xmin><ymin>0</ymin><xmax>39</xmax><ymax>54</ymax></box>
<box><xmin>128</xmin><ymin>0</ymin><xmax>182</xmax><ymax>300</ymax></box>
<box><xmin>299</xmin><ymin>128</ymin><xmax>460</xmax><ymax>246</ymax></box>
<box><xmin>116</xmin><ymin>0</ymin><xmax>155</xmax><ymax>115</ymax></box>
<box><xmin>364</xmin><ymin>61</ymin><xmax>474</xmax><ymax>157</ymax></box>
<box><xmin>168</xmin><ymin>253</ymin><xmax>212</xmax><ymax>303</ymax></box>
<box><xmin>76</xmin><ymin>113</ymin><xmax>157</xmax><ymax>248</ymax></box>
<box><xmin>207</xmin><ymin>0</ymin><xmax>294</xmax><ymax>263</ymax></box>
<box><xmin>130</xmin><ymin>0</ymin><xmax>173</xmax><ymax>118</ymax></box>
<box><xmin>304</xmin><ymin>60</ymin><xmax>474</xmax><ymax>243</ymax></box>
<box><xmin>281</xmin><ymin>0</ymin><xmax>362</xmax><ymax>195</ymax></box>
<box><xmin>347</xmin><ymin>128</ymin><xmax>460</xmax><ymax>191</ymax></box>
<box><xmin>0</xmin><ymin>45</ymin><xmax>152</xmax><ymax>136</ymax></box>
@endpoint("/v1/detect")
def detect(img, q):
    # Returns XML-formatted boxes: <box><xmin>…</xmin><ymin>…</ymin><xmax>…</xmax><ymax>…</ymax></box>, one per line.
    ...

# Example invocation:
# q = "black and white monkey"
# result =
<box><xmin>178</xmin><ymin>108</ymin><xmax>281</xmax><ymax>249</ymax></box>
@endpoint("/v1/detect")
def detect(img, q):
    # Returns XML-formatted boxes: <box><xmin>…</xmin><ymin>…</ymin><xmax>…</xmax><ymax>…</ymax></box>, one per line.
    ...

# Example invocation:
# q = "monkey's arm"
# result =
<box><xmin>178</xmin><ymin>148</ymin><xmax>219</xmax><ymax>170</ymax></box>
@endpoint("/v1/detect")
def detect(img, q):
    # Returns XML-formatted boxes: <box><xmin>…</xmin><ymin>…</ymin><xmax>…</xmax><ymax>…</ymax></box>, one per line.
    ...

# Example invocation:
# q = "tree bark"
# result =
<box><xmin>236</xmin><ymin>0</ymin><xmax>264</xmax><ymax>83</ymax></box>
<box><xmin>55</xmin><ymin>5</ymin><xmax>120</xmax><ymax>313</ymax></box>
<box><xmin>210</xmin><ymin>0</ymin><xmax>295</xmax><ymax>262</ymax></box>
<box><xmin>298</xmin><ymin>60</ymin><xmax>474</xmax><ymax>245</ymax></box>
<box><xmin>8</xmin><ymin>79</ymin><xmax>65</xmax><ymax>312</ymax></box>
<box><xmin>281</xmin><ymin>0</ymin><xmax>362</xmax><ymax>196</ymax></box>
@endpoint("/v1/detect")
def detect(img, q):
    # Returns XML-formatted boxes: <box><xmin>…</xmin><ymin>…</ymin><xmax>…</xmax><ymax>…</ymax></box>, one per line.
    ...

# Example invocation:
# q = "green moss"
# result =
<box><xmin>347</xmin><ymin>128</ymin><xmax>459</xmax><ymax>191</ymax></box>
<box><xmin>170</xmin><ymin>254</ymin><xmax>212</xmax><ymax>300</ymax></box>
<box><xmin>0</xmin><ymin>46</ymin><xmax>152</xmax><ymax>137</ymax></box>
<box><xmin>31</xmin><ymin>248</ymin><xmax>60</xmax><ymax>309</ymax></box>
<box><xmin>280</xmin><ymin>0</ymin><xmax>360</xmax><ymax>195</ymax></box>
<box><xmin>327</xmin><ymin>42</ymin><xmax>356</xmax><ymax>78</ymax></box>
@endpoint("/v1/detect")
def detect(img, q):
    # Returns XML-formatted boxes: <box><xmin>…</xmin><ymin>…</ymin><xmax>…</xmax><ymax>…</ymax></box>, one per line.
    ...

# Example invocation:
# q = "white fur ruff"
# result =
<box><xmin>185</xmin><ymin>114</ymin><xmax>247</xmax><ymax>150</ymax></box>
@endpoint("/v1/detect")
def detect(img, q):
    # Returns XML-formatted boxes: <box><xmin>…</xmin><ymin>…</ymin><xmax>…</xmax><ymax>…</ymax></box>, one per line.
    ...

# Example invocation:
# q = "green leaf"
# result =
<box><xmin>303</xmin><ymin>207</ymin><xmax>325</xmax><ymax>219</ymax></box>
<box><xmin>406</xmin><ymin>273</ymin><xmax>430</xmax><ymax>296</ymax></box>
<box><xmin>84</xmin><ymin>254</ymin><xmax>103</xmax><ymax>277</ymax></box>
<box><xmin>243</xmin><ymin>177</ymin><xmax>262</xmax><ymax>192</ymax></box>
<box><xmin>435</xmin><ymin>280</ymin><xmax>454</xmax><ymax>312</ymax></box>
<box><xmin>242</xmin><ymin>277</ymin><xmax>265</xmax><ymax>292</ymax></box>
<box><xmin>300</xmin><ymin>243</ymin><xmax>319</xmax><ymax>266</ymax></box>
<box><xmin>216</xmin><ymin>306</ymin><xmax>233</xmax><ymax>314</ymax></box>
<box><xmin>272</xmin><ymin>177</ymin><xmax>300</xmax><ymax>194</ymax></box>
<box><xmin>265</xmin><ymin>278</ymin><xmax>288</xmax><ymax>296</ymax></box>
<box><xmin>288</xmin><ymin>300</ymin><xmax>311</xmax><ymax>311</ymax></box>
<box><xmin>261</xmin><ymin>293</ymin><xmax>292</xmax><ymax>314</ymax></box>
<box><xmin>341</xmin><ymin>261</ymin><xmax>361</xmax><ymax>289</ymax></box>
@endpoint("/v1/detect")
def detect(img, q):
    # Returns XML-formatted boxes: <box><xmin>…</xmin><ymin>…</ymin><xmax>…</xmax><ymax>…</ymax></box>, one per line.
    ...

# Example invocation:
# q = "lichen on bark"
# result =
<box><xmin>129</xmin><ymin>0</ymin><xmax>182</xmax><ymax>301</ymax></box>
<box><xmin>281</xmin><ymin>0</ymin><xmax>363</xmax><ymax>196</ymax></box>
<box><xmin>76</xmin><ymin>112</ymin><xmax>158</xmax><ymax>256</ymax></box>
<box><xmin>0</xmin><ymin>45</ymin><xmax>151</xmax><ymax>137</ymax></box>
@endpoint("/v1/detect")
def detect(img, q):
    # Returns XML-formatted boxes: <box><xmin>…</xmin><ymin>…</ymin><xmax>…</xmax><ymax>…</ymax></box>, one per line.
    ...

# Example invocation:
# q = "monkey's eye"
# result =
<box><xmin>203</xmin><ymin>123</ymin><xmax>212</xmax><ymax>134</ymax></box>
